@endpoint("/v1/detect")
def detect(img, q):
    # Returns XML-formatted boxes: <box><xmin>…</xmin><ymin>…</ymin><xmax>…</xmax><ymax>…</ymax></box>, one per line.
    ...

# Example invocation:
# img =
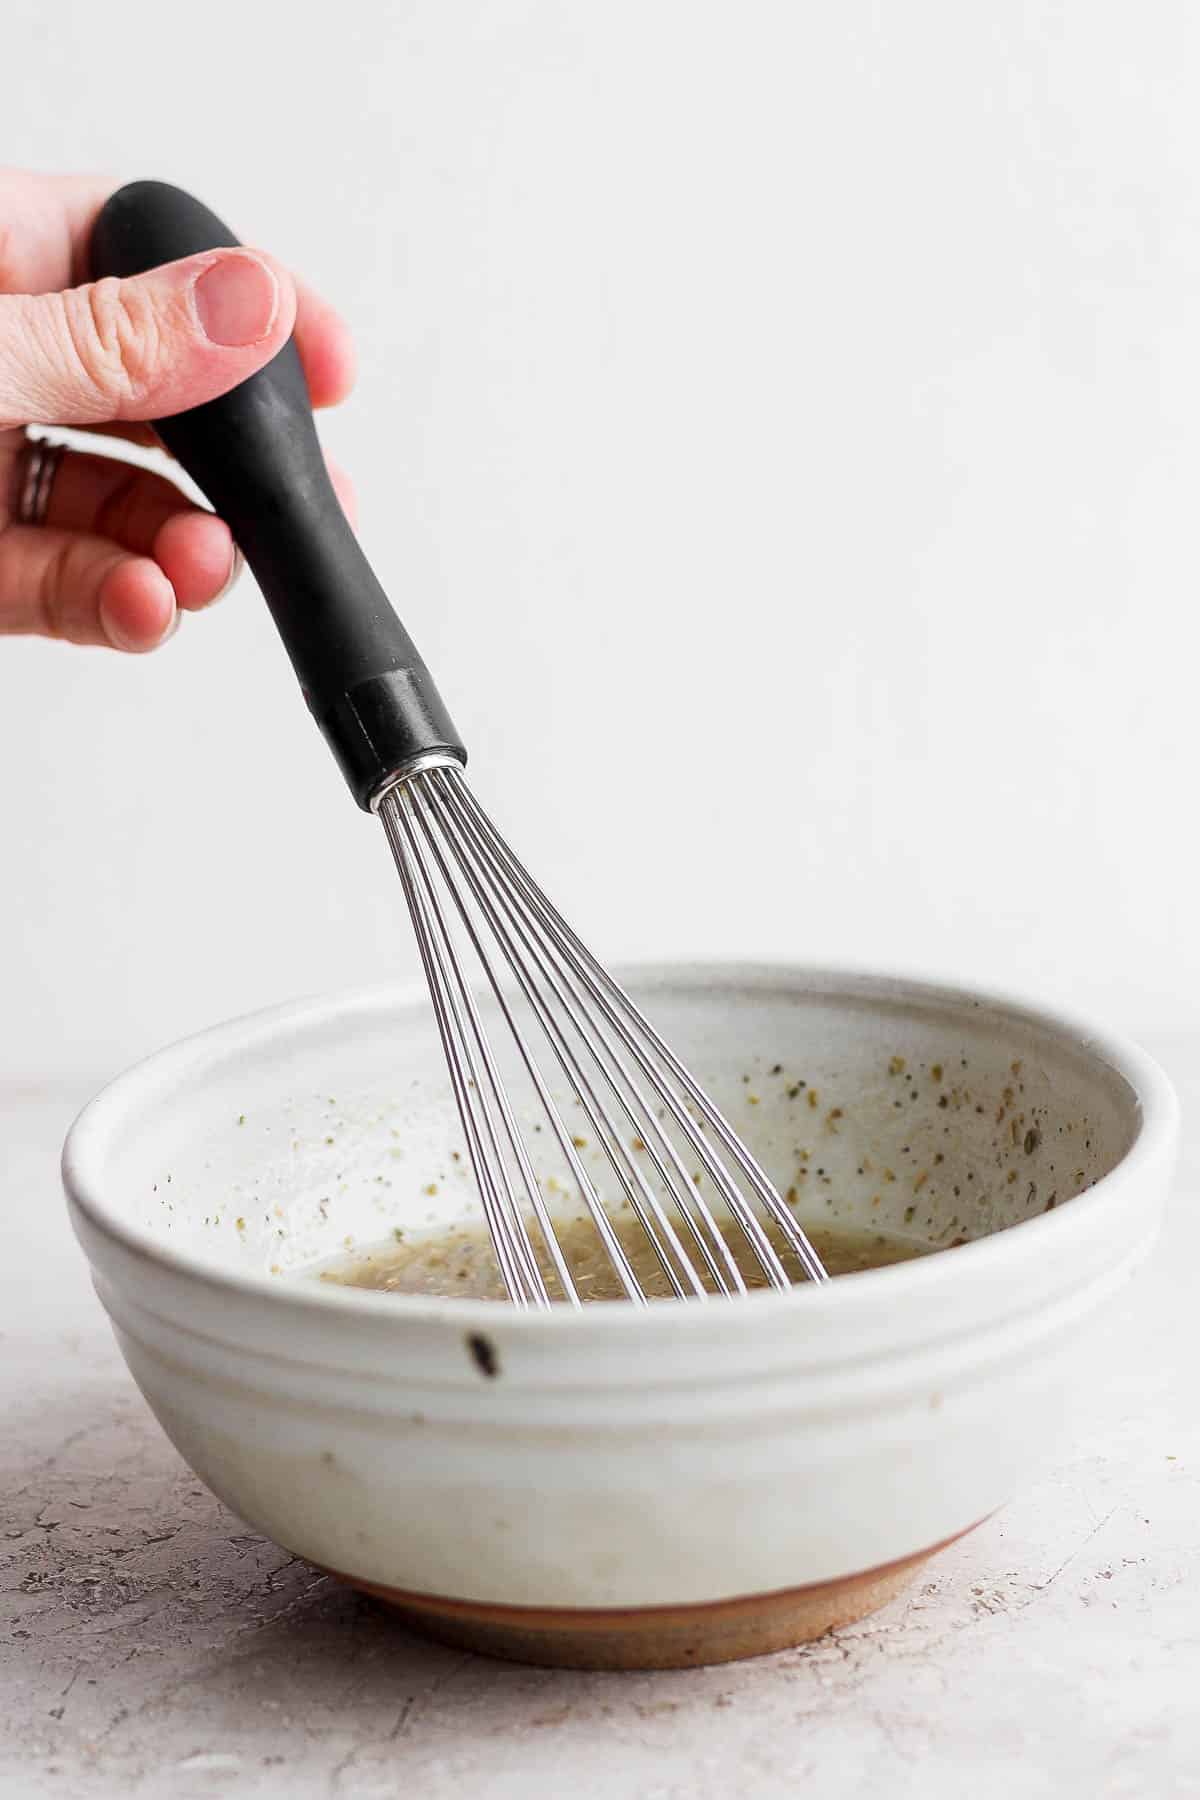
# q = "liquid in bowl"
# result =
<box><xmin>317</xmin><ymin>1212</ymin><xmax>929</xmax><ymax>1302</ymax></box>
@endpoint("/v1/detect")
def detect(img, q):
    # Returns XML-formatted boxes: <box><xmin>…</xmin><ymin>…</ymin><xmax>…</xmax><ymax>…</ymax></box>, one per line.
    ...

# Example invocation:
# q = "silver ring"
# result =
<box><xmin>15</xmin><ymin>439</ymin><xmax>65</xmax><ymax>527</ymax></box>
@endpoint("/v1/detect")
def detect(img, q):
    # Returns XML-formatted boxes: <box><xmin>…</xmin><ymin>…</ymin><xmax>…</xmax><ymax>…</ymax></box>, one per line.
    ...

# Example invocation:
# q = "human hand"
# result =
<box><xmin>0</xmin><ymin>170</ymin><xmax>356</xmax><ymax>652</ymax></box>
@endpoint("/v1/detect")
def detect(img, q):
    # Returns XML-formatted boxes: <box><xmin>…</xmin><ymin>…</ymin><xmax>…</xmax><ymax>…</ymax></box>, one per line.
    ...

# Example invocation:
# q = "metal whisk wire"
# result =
<box><xmin>378</xmin><ymin>763</ymin><xmax>828</xmax><ymax>1307</ymax></box>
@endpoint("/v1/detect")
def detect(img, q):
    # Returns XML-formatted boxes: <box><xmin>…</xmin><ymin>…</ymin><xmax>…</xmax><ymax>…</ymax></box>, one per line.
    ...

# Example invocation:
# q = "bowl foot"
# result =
<box><xmin>336</xmin><ymin>1531</ymin><xmax>971</xmax><ymax>1671</ymax></box>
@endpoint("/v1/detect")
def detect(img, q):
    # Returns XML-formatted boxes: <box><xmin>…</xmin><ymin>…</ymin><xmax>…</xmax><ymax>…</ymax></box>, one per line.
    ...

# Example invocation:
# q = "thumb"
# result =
<box><xmin>0</xmin><ymin>248</ymin><xmax>298</xmax><ymax>430</ymax></box>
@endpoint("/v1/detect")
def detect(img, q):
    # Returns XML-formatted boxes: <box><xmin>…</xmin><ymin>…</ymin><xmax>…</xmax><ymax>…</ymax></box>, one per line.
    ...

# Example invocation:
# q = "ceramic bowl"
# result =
<box><xmin>62</xmin><ymin>964</ymin><xmax>1178</xmax><ymax>1669</ymax></box>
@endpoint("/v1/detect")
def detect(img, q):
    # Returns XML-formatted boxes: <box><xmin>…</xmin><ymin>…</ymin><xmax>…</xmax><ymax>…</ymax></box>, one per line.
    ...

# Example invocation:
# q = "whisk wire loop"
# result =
<box><xmin>381</xmin><ymin>794</ymin><xmax>548</xmax><ymax>1305</ymax></box>
<box><xmin>404</xmin><ymin>780</ymin><xmax>645</xmax><ymax>1305</ymax></box>
<box><xmin>378</xmin><ymin>764</ymin><xmax>828</xmax><ymax>1305</ymax></box>
<box><xmin>445</xmin><ymin>773</ymin><xmax>830</xmax><ymax>1288</ymax></box>
<box><xmin>420</xmin><ymin>780</ymin><xmax>720</xmax><ymax>1298</ymax></box>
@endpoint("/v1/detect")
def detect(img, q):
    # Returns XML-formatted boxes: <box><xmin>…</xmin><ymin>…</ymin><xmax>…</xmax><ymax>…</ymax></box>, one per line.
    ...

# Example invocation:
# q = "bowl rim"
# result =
<box><xmin>62</xmin><ymin>958</ymin><xmax>1180</xmax><ymax>1335</ymax></box>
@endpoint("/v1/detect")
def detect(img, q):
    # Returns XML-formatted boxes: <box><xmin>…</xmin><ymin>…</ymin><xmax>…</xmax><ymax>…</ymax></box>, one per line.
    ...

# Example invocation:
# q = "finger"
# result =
<box><xmin>0</xmin><ymin>170</ymin><xmax>114</xmax><ymax>293</ymax></box>
<box><xmin>39</xmin><ymin>448</ymin><xmax>237</xmax><ymax>610</ymax></box>
<box><xmin>0</xmin><ymin>523</ymin><xmax>177</xmax><ymax>650</ymax></box>
<box><xmin>153</xmin><ymin>512</ymin><xmax>239</xmax><ymax>611</ymax></box>
<box><xmin>292</xmin><ymin>277</ymin><xmax>356</xmax><ymax>409</ymax></box>
<box><xmin>0</xmin><ymin>248</ymin><xmax>298</xmax><ymax>429</ymax></box>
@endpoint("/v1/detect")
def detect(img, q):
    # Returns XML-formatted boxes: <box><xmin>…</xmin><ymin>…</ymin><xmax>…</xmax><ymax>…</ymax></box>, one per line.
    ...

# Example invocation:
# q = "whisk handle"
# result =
<box><xmin>90</xmin><ymin>180</ymin><xmax>465</xmax><ymax>809</ymax></box>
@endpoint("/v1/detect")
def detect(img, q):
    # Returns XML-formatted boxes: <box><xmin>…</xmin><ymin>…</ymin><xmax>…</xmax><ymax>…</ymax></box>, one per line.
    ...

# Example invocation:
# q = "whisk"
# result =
<box><xmin>91</xmin><ymin>182</ymin><xmax>827</xmax><ymax>1307</ymax></box>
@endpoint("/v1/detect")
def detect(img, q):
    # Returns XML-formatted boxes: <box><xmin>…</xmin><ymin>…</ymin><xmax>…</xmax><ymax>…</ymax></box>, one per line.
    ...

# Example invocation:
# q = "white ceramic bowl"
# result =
<box><xmin>63</xmin><ymin>964</ymin><xmax>1178</xmax><ymax>1668</ymax></box>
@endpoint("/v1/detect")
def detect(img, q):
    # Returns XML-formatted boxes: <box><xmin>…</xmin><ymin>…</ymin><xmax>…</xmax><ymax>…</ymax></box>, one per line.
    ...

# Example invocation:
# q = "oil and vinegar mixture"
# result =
<box><xmin>319</xmin><ymin>1210</ymin><xmax>928</xmax><ymax>1303</ymax></box>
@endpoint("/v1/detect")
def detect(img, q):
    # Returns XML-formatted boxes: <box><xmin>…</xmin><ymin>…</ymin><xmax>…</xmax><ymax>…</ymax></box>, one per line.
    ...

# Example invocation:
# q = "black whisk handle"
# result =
<box><xmin>90</xmin><ymin>180</ymin><xmax>465</xmax><ymax>808</ymax></box>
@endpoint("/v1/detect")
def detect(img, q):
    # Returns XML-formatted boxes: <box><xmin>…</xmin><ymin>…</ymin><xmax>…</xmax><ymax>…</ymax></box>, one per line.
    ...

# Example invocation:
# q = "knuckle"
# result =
<box><xmin>62</xmin><ymin>277</ymin><xmax>163</xmax><ymax>412</ymax></box>
<box><xmin>36</xmin><ymin>535</ymin><xmax>76</xmax><ymax>640</ymax></box>
<box><xmin>93</xmin><ymin>466</ymin><xmax>144</xmax><ymax>543</ymax></box>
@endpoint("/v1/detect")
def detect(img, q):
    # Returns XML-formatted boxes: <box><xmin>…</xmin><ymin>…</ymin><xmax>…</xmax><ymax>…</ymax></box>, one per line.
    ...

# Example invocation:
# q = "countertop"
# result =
<box><xmin>2</xmin><ymin>1035</ymin><xmax>1197</xmax><ymax>1800</ymax></box>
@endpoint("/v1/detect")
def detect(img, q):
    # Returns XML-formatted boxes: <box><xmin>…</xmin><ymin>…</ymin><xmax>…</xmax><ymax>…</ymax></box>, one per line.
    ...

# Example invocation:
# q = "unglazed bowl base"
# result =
<box><xmin>337</xmin><ymin>1531</ymin><xmax>970</xmax><ymax>1670</ymax></box>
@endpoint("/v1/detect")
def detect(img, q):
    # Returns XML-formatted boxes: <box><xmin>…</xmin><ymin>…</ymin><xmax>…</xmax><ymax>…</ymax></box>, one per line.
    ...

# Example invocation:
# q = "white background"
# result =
<box><xmin>4</xmin><ymin>1</ymin><xmax>1199</xmax><ymax>1083</ymax></box>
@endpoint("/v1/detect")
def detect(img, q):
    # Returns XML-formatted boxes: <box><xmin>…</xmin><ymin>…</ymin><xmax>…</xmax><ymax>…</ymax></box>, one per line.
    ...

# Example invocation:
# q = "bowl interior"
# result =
<box><xmin>77</xmin><ymin>968</ymin><xmax>1141</xmax><ymax>1289</ymax></box>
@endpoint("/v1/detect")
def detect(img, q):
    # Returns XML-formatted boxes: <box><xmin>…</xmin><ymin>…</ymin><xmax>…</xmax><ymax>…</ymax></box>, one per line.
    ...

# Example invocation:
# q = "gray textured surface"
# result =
<box><xmin>3</xmin><ymin>1048</ymin><xmax>1197</xmax><ymax>1799</ymax></box>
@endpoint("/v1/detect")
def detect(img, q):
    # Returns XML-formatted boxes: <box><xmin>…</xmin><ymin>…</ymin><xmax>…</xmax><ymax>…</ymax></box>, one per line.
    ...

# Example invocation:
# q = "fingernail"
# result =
<box><xmin>159</xmin><ymin>605</ymin><xmax>182</xmax><ymax>644</ymax></box>
<box><xmin>192</xmin><ymin>252</ymin><xmax>279</xmax><ymax>347</ymax></box>
<box><xmin>214</xmin><ymin>543</ymin><xmax>244</xmax><ymax>603</ymax></box>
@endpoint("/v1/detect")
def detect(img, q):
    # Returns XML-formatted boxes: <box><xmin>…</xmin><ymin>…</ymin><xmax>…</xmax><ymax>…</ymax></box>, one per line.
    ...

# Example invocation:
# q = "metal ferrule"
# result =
<box><xmin>369</xmin><ymin>750</ymin><xmax>468</xmax><ymax>811</ymax></box>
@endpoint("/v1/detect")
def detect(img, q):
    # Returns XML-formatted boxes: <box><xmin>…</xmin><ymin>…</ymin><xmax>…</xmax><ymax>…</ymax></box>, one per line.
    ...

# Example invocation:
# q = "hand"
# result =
<box><xmin>0</xmin><ymin>170</ymin><xmax>356</xmax><ymax>651</ymax></box>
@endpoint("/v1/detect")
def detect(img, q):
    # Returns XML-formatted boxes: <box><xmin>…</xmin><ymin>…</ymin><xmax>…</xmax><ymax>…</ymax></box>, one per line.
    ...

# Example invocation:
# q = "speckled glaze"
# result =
<box><xmin>62</xmin><ymin>966</ymin><xmax>1178</xmax><ymax>1668</ymax></box>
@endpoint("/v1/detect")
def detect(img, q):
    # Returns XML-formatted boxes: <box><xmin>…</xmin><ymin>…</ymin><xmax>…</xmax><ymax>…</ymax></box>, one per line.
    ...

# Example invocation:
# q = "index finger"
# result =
<box><xmin>0</xmin><ymin>169</ymin><xmax>113</xmax><ymax>291</ymax></box>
